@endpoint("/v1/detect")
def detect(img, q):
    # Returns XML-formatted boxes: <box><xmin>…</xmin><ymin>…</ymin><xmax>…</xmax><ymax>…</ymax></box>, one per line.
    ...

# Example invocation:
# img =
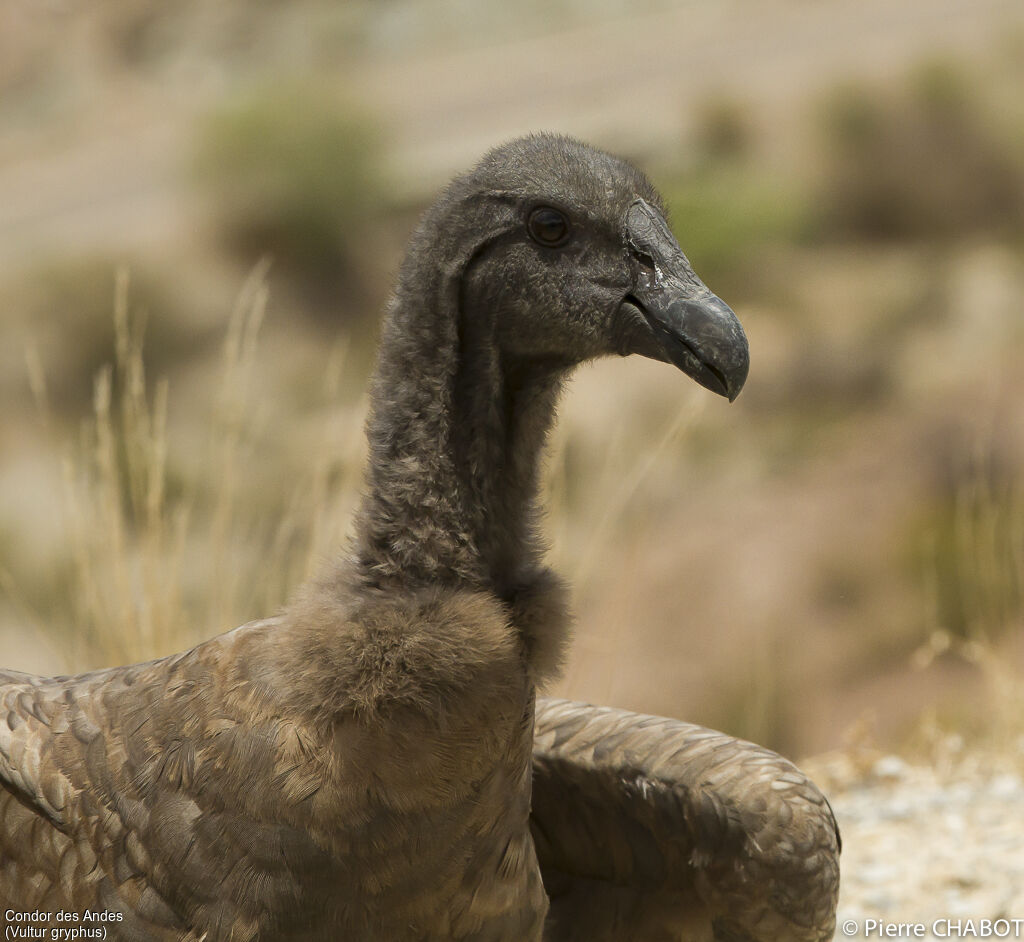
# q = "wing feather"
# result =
<box><xmin>532</xmin><ymin>697</ymin><xmax>840</xmax><ymax>942</ymax></box>
<box><xmin>0</xmin><ymin>619</ymin><xmax>312</xmax><ymax>933</ymax></box>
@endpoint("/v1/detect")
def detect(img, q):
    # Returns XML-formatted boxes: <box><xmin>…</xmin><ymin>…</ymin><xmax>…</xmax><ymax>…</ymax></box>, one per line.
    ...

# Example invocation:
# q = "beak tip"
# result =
<box><xmin>693</xmin><ymin>333</ymin><xmax>748</xmax><ymax>402</ymax></box>
<box><xmin>727</xmin><ymin>358</ymin><xmax>750</xmax><ymax>403</ymax></box>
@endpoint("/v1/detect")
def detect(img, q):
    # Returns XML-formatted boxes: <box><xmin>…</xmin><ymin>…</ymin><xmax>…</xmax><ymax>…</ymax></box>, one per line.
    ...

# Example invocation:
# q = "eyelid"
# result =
<box><xmin>527</xmin><ymin>205</ymin><xmax>571</xmax><ymax>247</ymax></box>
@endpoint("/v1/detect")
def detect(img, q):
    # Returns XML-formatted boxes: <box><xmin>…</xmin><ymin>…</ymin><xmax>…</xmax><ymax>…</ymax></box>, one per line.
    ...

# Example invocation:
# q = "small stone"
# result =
<box><xmin>872</xmin><ymin>755</ymin><xmax>907</xmax><ymax>780</ymax></box>
<box><xmin>989</xmin><ymin>773</ymin><xmax>1023</xmax><ymax>799</ymax></box>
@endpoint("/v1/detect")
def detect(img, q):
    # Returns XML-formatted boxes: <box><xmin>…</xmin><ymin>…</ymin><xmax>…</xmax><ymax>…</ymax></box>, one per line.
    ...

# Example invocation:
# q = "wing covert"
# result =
<box><xmin>532</xmin><ymin>697</ymin><xmax>840</xmax><ymax>942</ymax></box>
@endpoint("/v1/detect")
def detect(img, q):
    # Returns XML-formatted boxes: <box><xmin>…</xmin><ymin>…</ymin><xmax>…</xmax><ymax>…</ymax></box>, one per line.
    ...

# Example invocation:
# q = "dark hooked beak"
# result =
<box><xmin>620</xmin><ymin>198</ymin><xmax>749</xmax><ymax>401</ymax></box>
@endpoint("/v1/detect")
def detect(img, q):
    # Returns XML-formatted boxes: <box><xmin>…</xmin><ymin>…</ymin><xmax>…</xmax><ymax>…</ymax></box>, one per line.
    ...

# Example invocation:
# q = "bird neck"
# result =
<box><xmin>352</xmin><ymin>249</ymin><xmax>565</xmax><ymax>600</ymax></box>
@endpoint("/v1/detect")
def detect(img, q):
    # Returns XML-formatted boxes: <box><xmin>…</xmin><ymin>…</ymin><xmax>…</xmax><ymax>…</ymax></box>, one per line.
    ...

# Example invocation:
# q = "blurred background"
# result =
<box><xmin>1</xmin><ymin>0</ymin><xmax>1022</xmax><ymax>761</ymax></box>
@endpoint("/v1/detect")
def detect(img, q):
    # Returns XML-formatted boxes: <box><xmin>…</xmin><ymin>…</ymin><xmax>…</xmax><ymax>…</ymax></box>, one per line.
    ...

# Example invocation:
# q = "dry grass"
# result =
<box><xmin>914</xmin><ymin>437</ymin><xmax>1024</xmax><ymax>757</ymax></box>
<box><xmin>20</xmin><ymin>266</ymin><xmax>365</xmax><ymax>670</ymax></box>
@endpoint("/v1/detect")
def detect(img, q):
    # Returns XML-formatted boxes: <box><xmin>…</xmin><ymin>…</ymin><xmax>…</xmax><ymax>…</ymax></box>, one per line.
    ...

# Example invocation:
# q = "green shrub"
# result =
<box><xmin>658</xmin><ymin>167</ymin><xmax>809</xmax><ymax>288</ymax></box>
<box><xmin>693</xmin><ymin>95</ymin><xmax>754</xmax><ymax>164</ymax></box>
<box><xmin>7</xmin><ymin>259</ymin><xmax>196</xmax><ymax>415</ymax></box>
<box><xmin>812</xmin><ymin>61</ymin><xmax>1024</xmax><ymax>241</ymax></box>
<box><xmin>194</xmin><ymin>86</ymin><xmax>383</xmax><ymax>315</ymax></box>
<box><xmin>911</xmin><ymin>453</ymin><xmax>1023</xmax><ymax>644</ymax></box>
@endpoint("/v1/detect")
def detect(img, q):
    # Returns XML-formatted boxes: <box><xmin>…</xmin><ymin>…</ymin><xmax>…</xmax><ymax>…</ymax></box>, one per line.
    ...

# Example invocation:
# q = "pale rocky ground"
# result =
<box><xmin>807</xmin><ymin>747</ymin><xmax>1024</xmax><ymax>938</ymax></box>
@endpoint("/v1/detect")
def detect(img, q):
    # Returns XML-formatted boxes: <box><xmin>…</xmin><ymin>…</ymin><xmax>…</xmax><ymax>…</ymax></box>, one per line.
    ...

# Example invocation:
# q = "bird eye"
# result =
<box><xmin>527</xmin><ymin>206</ymin><xmax>570</xmax><ymax>247</ymax></box>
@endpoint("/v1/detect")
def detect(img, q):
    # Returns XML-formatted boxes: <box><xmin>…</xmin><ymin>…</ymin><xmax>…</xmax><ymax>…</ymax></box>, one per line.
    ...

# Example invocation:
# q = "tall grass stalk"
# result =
<box><xmin>546</xmin><ymin>388</ymin><xmax>707</xmax><ymax>703</ymax></box>
<box><xmin>207</xmin><ymin>262</ymin><xmax>270</xmax><ymax>636</ymax></box>
<box><xmin>547</xmin><ymin>392</ymin><xmax>706</xmax><ymax>595</ymax></box>
<box><xmin>51</xmin><ymin>266</ymin><xmax>365</xmax><ymax>671</ymax></box>
<box><xmin>918</xmin><ymin>433</ymin><xmax>1024</xmax><ymax>755</ymax></box>
<box><xmin>59</xmin><ymin>270</ymin><xmax>184</xmax><ymax>666</ymax></box>
<box><xmin>954</xmin><ymin>454</ymin><xmax>1024</xmax><ymax>751</ymax></box>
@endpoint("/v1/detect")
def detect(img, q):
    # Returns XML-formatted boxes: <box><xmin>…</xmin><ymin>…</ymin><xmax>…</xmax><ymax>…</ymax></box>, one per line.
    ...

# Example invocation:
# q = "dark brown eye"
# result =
<box><xmin>527</xmin><ymin>206</ymin><xmax>570</xmax><ymax>247</ymax></box>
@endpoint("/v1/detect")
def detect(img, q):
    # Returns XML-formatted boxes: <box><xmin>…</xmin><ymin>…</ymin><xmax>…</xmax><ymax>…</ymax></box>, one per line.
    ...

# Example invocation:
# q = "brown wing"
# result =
<box><xmin>531</xmin><ymin>698</ymin><xmax>840</xmax><ymax>942</ymax></box>
<box><xmin>1</xmin><ymin>596</ymin><xmax>549</xmax><ymax>941</ymax></box>
<box><xmin>1</xmin><ymin>663</ymin><xmax>192</xmax><ymax>937</ymax></box>
<box><xmin>0</xmin><ymin>618</ymin><xmax>333</xmax><ymax>940</ymax></box>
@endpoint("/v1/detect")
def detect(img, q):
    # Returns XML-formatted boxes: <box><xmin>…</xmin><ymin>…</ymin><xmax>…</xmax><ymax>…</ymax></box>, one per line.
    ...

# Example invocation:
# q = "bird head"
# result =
<box><xmin>439</xmin><ymin>133</ymin><xmax>749</xmax><ymax>401</ymax></box>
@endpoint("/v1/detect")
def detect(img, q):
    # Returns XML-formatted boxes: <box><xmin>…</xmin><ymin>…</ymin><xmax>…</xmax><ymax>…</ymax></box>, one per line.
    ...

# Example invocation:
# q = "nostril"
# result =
<box><xmin>631</xmin><ymin>249</ymin><xmax>657</xmax><ymax>273</ymax></box>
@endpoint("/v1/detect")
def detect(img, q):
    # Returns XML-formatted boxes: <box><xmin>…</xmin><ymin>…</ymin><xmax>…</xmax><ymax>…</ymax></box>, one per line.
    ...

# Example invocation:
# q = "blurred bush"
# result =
<box><xmin>916</xmin><ymin>456</ymin><xmax>1023</xmax><ymax>645</ymax></box>
<box><xmin>659</xmin><ymin>169</ymin><xmax>808</xmax><ymax>290</ymax></box>
<box><xmin>657</xmin><ymin>95</ymin><xmax>808</xmax><ymax>291</ymax></box>
<box><xmin>812</xmin><ymin>60</ymin><xmax>1024</xmax><ymax>241</ymax></box>
<box><xmin>5</xmin><ymin>258</ymin><xmax>199</xmax><ymax>415</ymax></box>
<box><xmin>692</xmin><ymin>95</ymin><xmax>755</xmax><ymax>164</ymax></box>
<box><xmin>193</xmin><ymin>85</ymin><xmax>385</xmax><ymax>319</ymax></box>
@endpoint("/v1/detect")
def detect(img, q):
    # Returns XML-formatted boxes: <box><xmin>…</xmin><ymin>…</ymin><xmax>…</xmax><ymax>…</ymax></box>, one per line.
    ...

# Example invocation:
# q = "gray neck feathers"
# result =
<box><xmin>353</xmin><ymin>189</ymin><xmax>565</xmax><ymax>598</ymax></box>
